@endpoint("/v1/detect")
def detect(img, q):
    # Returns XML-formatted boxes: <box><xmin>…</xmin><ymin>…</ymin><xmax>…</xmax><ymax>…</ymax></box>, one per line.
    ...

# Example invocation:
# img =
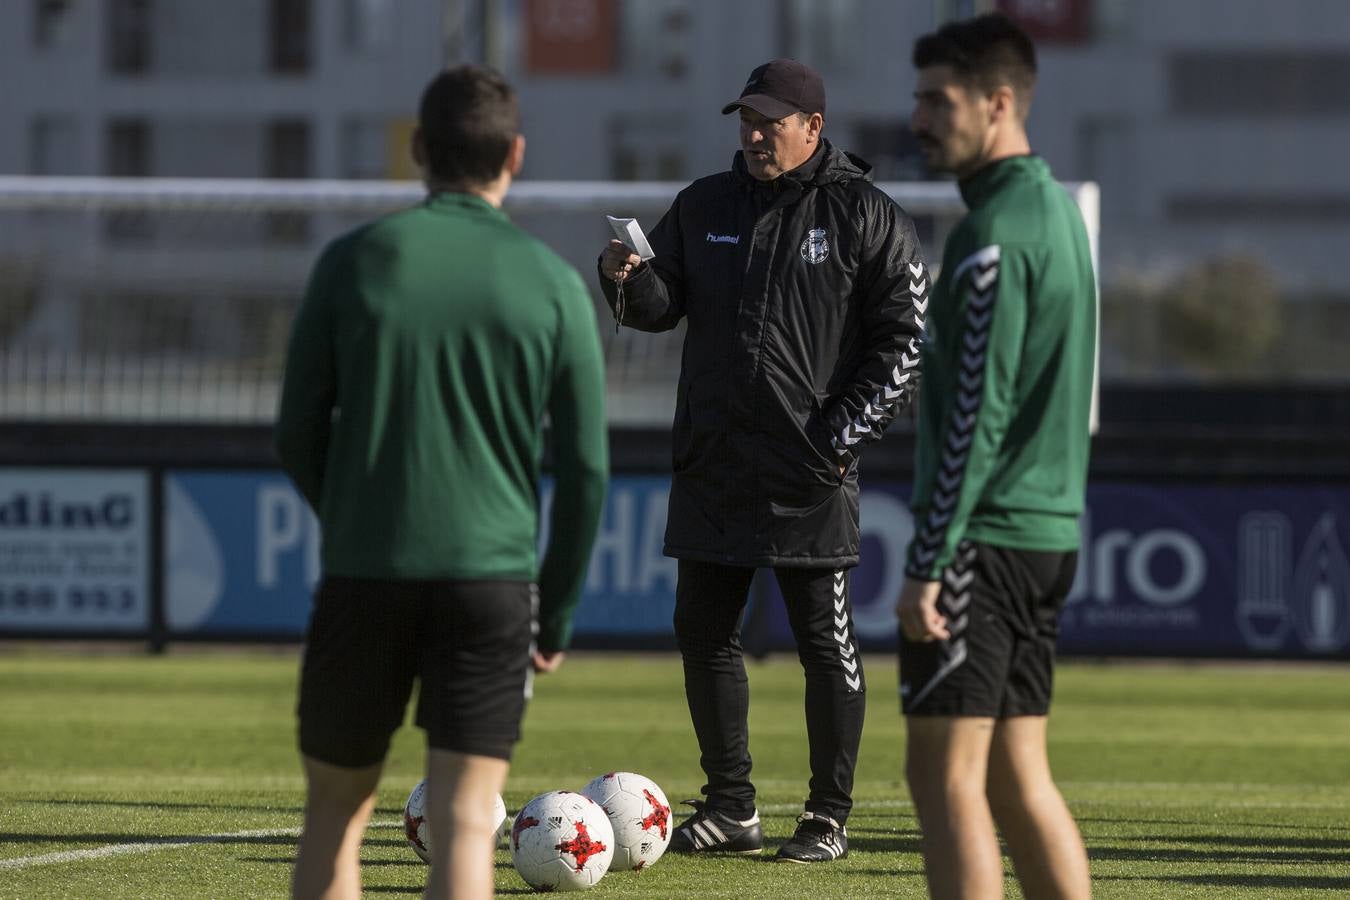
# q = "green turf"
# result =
<box><xmin>1</xmin><ymin>649</ymin><xmax>1348</xmax><ymax>898</ymax></box>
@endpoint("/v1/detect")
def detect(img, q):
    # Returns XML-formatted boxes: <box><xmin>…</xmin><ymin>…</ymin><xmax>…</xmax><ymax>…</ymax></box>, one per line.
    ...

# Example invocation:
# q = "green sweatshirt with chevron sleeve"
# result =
<box><xmin>905</xmin><ymin>155</ymin><xmax>1096</xmax><ymax>580</ymax></box>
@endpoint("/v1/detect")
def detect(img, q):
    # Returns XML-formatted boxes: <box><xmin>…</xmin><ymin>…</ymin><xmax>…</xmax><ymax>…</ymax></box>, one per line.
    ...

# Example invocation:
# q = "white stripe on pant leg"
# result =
<box><xmin>833</xmin><ymin>569</ymin><xmax>862</xmax><ymax>692</ymax></box>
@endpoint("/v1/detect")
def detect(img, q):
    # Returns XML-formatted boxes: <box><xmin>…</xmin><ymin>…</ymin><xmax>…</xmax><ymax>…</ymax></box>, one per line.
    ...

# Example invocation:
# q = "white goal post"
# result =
<box><xmin>0</xmin><ymin>176</ymin><xmax>1098</xmax><ymax>427</ymax></box>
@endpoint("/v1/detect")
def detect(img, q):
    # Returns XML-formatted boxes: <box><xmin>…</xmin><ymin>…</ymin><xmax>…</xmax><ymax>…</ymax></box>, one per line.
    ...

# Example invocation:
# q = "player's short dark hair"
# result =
<box><xmin>417</xmin><ymin>65</ymin><xmax>519</xmax><ymax>185</ymax></box>
<box><xmin>912</xmin><ymin>13</ymin><xmax>1038</xmax><ymax>115</ymax></box>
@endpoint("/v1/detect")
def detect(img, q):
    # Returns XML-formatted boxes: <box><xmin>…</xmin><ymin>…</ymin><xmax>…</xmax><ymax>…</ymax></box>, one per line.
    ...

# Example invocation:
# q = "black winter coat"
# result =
<box><xmin>600</xmin><ymin>141</ymin><xmax>928</xmax><ymax>567</ymax></box>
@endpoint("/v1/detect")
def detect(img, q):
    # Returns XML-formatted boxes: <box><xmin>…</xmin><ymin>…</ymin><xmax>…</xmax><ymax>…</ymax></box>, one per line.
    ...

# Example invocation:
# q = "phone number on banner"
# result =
<box><xmin>0</xmin><ymin>583</ymin><xmax>139</xmax><ymax>615</ymax></box>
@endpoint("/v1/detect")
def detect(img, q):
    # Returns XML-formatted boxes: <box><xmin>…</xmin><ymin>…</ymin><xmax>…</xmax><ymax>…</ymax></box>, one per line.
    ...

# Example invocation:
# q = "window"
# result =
<box><xmin>107</xmin><ymin>0</ymin><xmax>152</xmax><ymax>75</ymax></box>
<box><xmin>343</xmin><ymin>0</ymin><xmax>395</xmax><ymax>53</ymax></box>
<box><xmin>104</xmin><ymin>118</ymin><xmax>153</xmax><ymax>239</ymax></box>
<box><xmin>1167</xmin><ymin>194</ymin><xmax>1350</xmax><ymax>225</ymax></box>
<box><xmin>1076</xmin><ymin>116</ymin><xmax>1136</xmax><ymax>222</ymax></box>
<box><xmin>781</xmin><ymin>0</ymin><xmax>863</xmax><ymax>72</ymax></box>
<box><xmin>28</xmin><ymin>116</ymin><xmax>79</xmax><ymax>175</ymax></box>
<box><xmin>340</xmin><ymin>118</ymin><xmax>388</xmax><ymax>180</ymax></box>
<box><xmin>270</xmin><ymin>0</ymin><xmax>311</xmax><ymax>74</ymax></box>
<box><xmin>266</xmin><ymin>119</ymin><xmax>312</xmax><ymax>241</ymax></box>
<box><xmin>851</xmin><ymin>119</ymin><xmax>928</xmax><ymax>181</ymax></box>
<box><xmin>105</xmin><ymin>119</ymin><xmax>151</xmax><ymax>176</ymax></box>
<box><xmin>33</xmin><ymin>0</ymin><xmax>75</xmax><ymax>50</ymax></box>
<box><xmin>932</xmin><ymin>0</ymin><xmax>988</xmax><ymax>22</ymax></box>
<box><xmin>608</xmin><ymin>115</ymin><xmax>686</xmax><ymax>181</ymax></box>
<box><xmin>1171</xmin><ymin>51</ymin><xmax>1350</xmax><ymax>117</ymax></box>
<box><xmin>616</xmin><ymin>0</ymin><xmax>688</xmax><ymax>79</ymax></box>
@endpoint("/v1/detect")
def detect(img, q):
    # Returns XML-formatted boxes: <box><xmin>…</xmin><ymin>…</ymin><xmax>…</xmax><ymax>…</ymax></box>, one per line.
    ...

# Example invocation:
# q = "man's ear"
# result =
<box><xmin>506</xmin><ymin>134</ymin><xmax>526</xmax><ymax>177</ymax></box>
<box><xmin>806</xmin><ymin>112</ymin><xmax>824</xmax><ymax>142</ymax></box>
<box><xmin>411</xmin><ymin>126</ymin><xmax>427</xmax><ymax>171</ymax></box>
<box><xmin>990</xmin><ymin>85</ymin><xmax>1018</xmax><ymax>126</ymax></box>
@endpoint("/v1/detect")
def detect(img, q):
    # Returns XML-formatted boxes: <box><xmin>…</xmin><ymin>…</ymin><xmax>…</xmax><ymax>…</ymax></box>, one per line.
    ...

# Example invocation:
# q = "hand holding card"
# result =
<box><xmin>606</xmin><ymin>216</ymin><xmax>656</xmax><ymax>260</ymax></box>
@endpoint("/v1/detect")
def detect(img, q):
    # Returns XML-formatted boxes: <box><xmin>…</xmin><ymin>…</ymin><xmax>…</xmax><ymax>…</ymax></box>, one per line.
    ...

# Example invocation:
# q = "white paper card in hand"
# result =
<box><xmin>606</xmin><ymin>216</ymin><xmax>656</xmax><ymax>260</ymax></box>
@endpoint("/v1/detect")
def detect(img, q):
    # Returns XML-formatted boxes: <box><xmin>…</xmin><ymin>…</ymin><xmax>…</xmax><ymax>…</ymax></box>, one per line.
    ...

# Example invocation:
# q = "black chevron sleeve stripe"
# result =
<box><xmin>908</xmin><ymin>245</ymin><xmax>1000</xmax><ymax>576</ymax></box>
<box><xmin>833</xmin><ymin>261</ymin><xmax>929</xmax><ymax>455</ymax></box>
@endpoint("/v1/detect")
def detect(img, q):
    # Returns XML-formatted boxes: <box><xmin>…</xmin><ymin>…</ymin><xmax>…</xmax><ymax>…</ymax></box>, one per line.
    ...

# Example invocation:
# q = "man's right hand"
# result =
<box><xmin>532</xmin><ymin>649</ymin><xmax>566</xmax><ymax>673</ymax></box>
<box><xmin>600</xmin><ymin>240</ymin><xmax>643</xmax><ymax>283</ymax></box>
<box><xmin>897</xmin><ymin>577</ymin><xmax>949</xmax><ymax>643</ymax></box>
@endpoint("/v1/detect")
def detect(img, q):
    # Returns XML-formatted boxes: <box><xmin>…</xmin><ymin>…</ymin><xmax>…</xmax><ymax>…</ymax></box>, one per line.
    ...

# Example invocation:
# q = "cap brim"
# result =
<box><xmin>721</xmin><ymin>94</ymin><xmax>801</xmax><ymax>119</ymax></box>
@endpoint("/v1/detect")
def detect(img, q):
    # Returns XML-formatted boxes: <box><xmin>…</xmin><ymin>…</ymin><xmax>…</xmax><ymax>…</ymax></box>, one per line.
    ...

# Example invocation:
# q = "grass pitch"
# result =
<box><xmin>1</xmin><ymin>648</ymin><xmax>1348</xmax><ymax>898</ymax></box>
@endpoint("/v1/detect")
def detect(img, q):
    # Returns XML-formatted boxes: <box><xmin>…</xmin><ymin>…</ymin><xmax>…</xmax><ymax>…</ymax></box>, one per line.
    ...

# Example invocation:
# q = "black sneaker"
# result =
<box><xmin>775</xmin><ymin>811</ymin><xmax>848</xmax><ymax>863</ymax></box>
<box><xmin>668</xmin><ymin>800</ymin><xmax>764</xmax><ymax>854</ymax></box>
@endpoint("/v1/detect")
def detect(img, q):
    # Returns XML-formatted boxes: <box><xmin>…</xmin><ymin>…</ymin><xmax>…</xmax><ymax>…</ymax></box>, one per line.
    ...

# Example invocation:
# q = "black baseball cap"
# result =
<box><xmin>721</xmin><ymin>58</ymin><xmax>826</xmax><ymax>119</ymax></box>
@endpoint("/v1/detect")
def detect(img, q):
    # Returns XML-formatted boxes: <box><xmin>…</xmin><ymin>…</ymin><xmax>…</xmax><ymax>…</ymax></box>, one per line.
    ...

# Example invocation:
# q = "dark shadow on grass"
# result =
<box><xmin>1095</xmin><ymin>873</ymin><xmax>1350</xmax><ymax>891</ymax></box>
<box><xmin>0</xmin><ymin>832</ymin><xmax>294</xmax><ymax>847</ymax></box>
<box><xmin>362</xmin><ymin>889</ymin><xmax>535</xmax><ymax>896</ymax></box>
<box><xmin>841</xmin><ymin>835</ymin><xmax>925</xmax><ymax>855</ymax></box>
<box><xmin>17</xmin><ymin>797</ymin><xmax>305</xmax><ymax>815</ymax></box>
<box><xmin>1112</xmin><ymin>833</ymin><xmax>1350</xmax><ymax>852</ymax></box>
<box><xmin>744</xmin><ymin>834</ymin><xmax>923</xmax><ymax>859</ymax></box>
<box><xmin>237</xmin><ymin>857</ymin><xmax>420</xmax><ymax>868</ymax></box>
<box><xmin>847</xmin><ymin>824</ymin><xmax>920</xmax><ymax>836</ymax></box>
<box><xmin>1079</xmin><ymin>815</ymin><xmax>1350</xmax><ymax>835</ymax></box>
<box><xmin>361</xmin><ymin>888</ymin><xmax>421</xmax><ymax>895</ymax></box>
<box><xmin>1088</xmin><ymin>845</ymin><xmax>1344</xmax><ymax>865</ymax></box>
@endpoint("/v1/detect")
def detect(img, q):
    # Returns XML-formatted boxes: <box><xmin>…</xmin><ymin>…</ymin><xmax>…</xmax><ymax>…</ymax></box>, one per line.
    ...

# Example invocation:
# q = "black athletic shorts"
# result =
<box><xmin>899</xmin><ymin>541</ymin><xmax>1077</xmax><ymax>718</ymax></box>
<box><xmin>297</xmin><ymin>576</ymin><xmax>534</xmax><ymax>768</ymax></box>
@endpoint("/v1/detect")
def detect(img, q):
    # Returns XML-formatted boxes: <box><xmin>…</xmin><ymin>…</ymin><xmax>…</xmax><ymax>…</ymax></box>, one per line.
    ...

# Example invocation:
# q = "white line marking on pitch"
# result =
<box><xmin>0</xmin><ymin>820</ymin><xmax>402</xmax><ymax>871</ymax></box>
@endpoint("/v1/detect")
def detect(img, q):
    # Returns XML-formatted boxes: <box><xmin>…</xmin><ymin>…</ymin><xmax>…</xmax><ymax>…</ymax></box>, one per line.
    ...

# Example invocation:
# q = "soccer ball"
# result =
<box><xmin>403</xmin><ymin>779</ymin><xmax>508</xmax><ymax>863</ymax></box>
<box><xmin>579</xmin><ymin>772</ymin><xmax>672</xmax><ymax>871</ymax></box>
<box><xmin>510</xmin><ymin>790</ymin><xmax>614</xmax><ymax>891</ymax></box>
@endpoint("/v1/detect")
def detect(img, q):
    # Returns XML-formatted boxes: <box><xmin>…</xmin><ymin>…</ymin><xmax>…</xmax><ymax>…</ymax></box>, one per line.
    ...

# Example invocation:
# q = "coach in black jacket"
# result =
<box><xmin>599</xmin><ymin>59</ymin><xmax>927</xmax><ymax>863</ymax></box>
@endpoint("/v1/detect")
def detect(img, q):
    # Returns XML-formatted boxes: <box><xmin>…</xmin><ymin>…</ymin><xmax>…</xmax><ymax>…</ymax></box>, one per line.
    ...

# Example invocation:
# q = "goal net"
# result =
<box><xmin>0</xmin><ymin>176</ymin><xmax>1098</xmax><ymax>426</ymax></box>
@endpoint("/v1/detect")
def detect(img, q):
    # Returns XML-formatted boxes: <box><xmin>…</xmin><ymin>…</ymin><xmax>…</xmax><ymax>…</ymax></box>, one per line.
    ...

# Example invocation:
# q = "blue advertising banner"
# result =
<box><xmin>755</xmin><ymin>483</ymin><xmax>1350</xmax><ymax>660</ymax></box>
<box><xmin>163</xmin><ymin>470</ymin><xmax>683</xmax><ymax>638</ymax></box>
<box><xmin>1059</xmin><ymin>485</ymin><xmax>1350</xmax><ymax>658</ymax></box>
<box><xmin>166</xmin><ymin>471</ymin><xmax>318</xmax><ymax>634</ymax></box>
<box><xmin>542</xmin><ymin>476</ymin><xmax>678</xmax><ymax>638</ymax></box>
<box><xmin>163</xmin><ymin>469</ymin><xmax>1350</xmax><ymax>659</ymax></box>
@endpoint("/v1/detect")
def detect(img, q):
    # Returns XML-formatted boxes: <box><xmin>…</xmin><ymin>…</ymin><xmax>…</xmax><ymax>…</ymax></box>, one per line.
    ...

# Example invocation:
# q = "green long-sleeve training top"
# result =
<box><xmin>275</xmin><ymin>192</ymin><xmax>609</xmax><ymax>651</ymax></box>
<box><xmin>906</xmin><ymin>155</ymin><xmax>1097</xmax><ymax>579</ymax></box>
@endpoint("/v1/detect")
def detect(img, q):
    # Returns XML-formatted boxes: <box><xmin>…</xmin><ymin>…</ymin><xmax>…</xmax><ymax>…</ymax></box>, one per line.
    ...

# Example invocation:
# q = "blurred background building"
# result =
<box><xmin>2</xmin><ymin>0</ymin><xmax>1349</xmax><ymax>404</ymax></box>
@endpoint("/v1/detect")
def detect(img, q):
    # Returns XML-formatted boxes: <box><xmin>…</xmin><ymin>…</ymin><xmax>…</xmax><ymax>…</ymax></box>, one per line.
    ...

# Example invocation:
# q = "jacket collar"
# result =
<box><xmin>732</xmin><ymin>138</ymin><xmax>873</xmax><ymax>192</ymax></box>
<box><xmin>958</xmin><ymin>154</ymin><xmax>1049</xmax><ymax>210</ymax></box>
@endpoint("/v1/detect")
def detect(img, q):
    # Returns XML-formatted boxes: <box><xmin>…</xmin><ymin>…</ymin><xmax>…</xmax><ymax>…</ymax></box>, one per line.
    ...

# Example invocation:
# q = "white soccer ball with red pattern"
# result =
<box><xmin>403</xmin><ymin>779</ymin><xmax>507</xmax><ymax>863</ymax></box>
<box><xmin>510</xmin><ymin>790</ymin><xmax>614</xmax><ymax>891</ymax></box>
<box><xmin>579</xmin><ymin>772</ymin><xmax>672</xmax><ymax>871</ymax></box>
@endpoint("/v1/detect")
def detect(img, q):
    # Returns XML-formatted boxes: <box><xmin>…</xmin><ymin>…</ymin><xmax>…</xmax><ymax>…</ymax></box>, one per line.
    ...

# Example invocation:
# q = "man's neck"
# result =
<box><xmin>957</xmin><ymin>129</ymin><xmax>1031</xmax><ymax>181</ymax></box>
<box><xmin>771</xmin><ymin>141</ymin><xmax>825</xmax><ymax>184</ymax></box>
<box><xmin>424</xmin><ymin>175</ymin><xmax>511</xmax><ymax>208</ymax></box>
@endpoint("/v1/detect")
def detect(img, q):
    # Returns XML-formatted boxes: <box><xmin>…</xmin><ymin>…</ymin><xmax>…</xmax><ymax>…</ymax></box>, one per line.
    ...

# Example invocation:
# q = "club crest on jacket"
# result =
<box><xmin>800</xmin><ymin>228</ymin><xmax>830</xmax><ymax>264</ymax></box>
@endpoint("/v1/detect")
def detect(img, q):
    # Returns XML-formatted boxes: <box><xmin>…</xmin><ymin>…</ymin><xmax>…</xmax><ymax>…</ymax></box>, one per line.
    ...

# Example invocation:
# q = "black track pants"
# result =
<box><xmin>673</xmin><ymin>559</ymin><xmax>865</xmax><ymax>824</ymax></box>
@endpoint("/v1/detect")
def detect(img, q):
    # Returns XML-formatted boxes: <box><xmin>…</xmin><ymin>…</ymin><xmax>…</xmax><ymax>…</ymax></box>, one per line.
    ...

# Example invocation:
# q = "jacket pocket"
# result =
<box><xmin>806</xmin><ymin>396</ymin><xmax>847</xmax><ymax>484</ymax></box>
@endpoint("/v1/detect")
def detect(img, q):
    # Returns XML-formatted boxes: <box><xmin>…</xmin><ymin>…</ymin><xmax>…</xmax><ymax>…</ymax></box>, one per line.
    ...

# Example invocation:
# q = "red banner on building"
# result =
<box><xmin>525</xmin><ymin>0</ymin><xmax>616</xmax><ymax>74</ymax></box>
<box><xmin>995</xmin><ymin>0</ymin><xmax>1091</xmax><ymax>44</ymax></box>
